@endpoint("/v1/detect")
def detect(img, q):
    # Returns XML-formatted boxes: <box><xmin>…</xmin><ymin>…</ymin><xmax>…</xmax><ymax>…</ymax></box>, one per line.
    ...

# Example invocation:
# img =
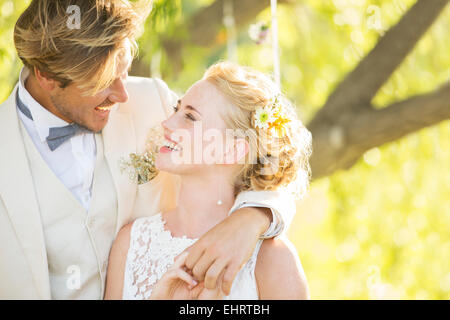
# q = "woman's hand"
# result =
<box><xmin>196</xmin><ymin>284</ymin><xmax>224</xmax><ymax>300</ymax></box>
<box><xmin>150</xmin><ymin>252</ymin><xmax>199</xmax><ymax>300</ymax></box>
<box><xmin>150</xmin><ymin>251</ymin><xmax>225</xmax><ymax>300</ymax></box>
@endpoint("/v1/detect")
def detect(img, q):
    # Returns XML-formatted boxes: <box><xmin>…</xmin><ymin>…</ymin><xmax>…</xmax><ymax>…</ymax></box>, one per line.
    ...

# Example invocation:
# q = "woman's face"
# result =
<box><xmin>156</xmin><ymin>80</ymin><xmax>236</xmax><ymax>175</ymax></box>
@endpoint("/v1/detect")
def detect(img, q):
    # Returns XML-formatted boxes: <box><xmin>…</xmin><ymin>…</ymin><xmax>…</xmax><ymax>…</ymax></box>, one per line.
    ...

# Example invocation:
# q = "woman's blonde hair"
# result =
<box><xmin>14</xmin><ymin>0</ymin><xmax>151</xmax><ymax>95</ymax></box>
<box><xmin>203</xmin><ymin>62</ymin><xmax>313</xmax><ymax>199</ymax></box>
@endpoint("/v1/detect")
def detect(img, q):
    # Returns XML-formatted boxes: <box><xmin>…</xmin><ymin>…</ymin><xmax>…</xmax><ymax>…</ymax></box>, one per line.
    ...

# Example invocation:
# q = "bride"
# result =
<box><xmin>104</xmin><ymin>62</ymin><xmax>312</xmax><ymax>300</ymax></box>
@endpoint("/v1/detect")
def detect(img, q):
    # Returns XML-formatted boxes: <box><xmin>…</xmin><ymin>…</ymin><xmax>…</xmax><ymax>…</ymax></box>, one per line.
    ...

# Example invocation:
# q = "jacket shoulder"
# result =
<box><xmin>121</xmin><ymin>76</ymin><xmax>177</xmax><ymax>118</ymax></box>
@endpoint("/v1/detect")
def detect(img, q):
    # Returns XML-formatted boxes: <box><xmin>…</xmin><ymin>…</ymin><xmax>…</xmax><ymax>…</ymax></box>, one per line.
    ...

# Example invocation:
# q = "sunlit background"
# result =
<box><xmin>1</xmin><ymin>0</ymin><xmax>449</xmax><ymax>299</ymax></box>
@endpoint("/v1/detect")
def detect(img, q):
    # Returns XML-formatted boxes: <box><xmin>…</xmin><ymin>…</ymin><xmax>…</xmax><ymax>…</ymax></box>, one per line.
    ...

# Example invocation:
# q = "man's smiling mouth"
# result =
<box><xmin>95</xmin><ymin>105</ymin><xmax>114</xmax><ymax>111</ymax></box>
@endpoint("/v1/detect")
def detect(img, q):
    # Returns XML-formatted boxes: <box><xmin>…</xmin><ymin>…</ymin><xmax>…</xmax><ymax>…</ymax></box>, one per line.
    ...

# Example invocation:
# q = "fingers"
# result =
<box><xmin>217</xmin><ymin>269</ymin><xmax>226</xmax><ymax>293</ymax></box>
<box><xmin>221</xmin><ymin>262</ymin><xmax>241</xmax><ymax>296</ymax></box>
<box><xmin>185</xmin><ymin>242</ymin><xmax>205</xmax><ymax>271</ymax></box>
<box><xmin>172</xmin><ymin>252</ymin><xmax>189</xmax><ymax>269</ymax></box>
<box><xmin>172</xmin><ymin>269</ymin><xmax>198</xmax><ymax>288</ymax></box>
<box><xmin>189</xmin><ymin>282</ymin><xmax>205</xmax><ymax>299</ymax></box>
<box><xmin>204</xmin><ymin>258</ymin><xmax>228</xmax><ymax>290</ymax></box>
<box><xmin>198</xmin><ymin>285</ymin><xmax>224</xmax><ymax>300</ymax></box>
<box><xmin>164</xmin><ymin>267</ymin><xmax>197</xmax><ymax>288</ymax></box>
<box><xmin>164</xmin><ymin>252</ymin><xmax>198</xmax><ymax>287</ymax></box>
<box><xmin>191</xmin><ymin>252</ymin><xmax>215</xmax><ymax>283</ymax></box>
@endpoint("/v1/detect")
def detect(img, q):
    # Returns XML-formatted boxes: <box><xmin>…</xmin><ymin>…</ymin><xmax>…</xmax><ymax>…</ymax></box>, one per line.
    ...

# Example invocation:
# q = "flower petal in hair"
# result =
<box><xmin>254</xmin><ymin>105</ymin><xmax>276</xmax><ymax>130</ymax></box>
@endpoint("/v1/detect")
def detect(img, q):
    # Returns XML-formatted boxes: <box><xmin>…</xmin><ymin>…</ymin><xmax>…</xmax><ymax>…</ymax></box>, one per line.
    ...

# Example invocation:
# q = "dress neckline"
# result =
<box><xmin>154</xmin><ymin>212</ymin><xmax>199</xmax><ymax>242</ymax></box>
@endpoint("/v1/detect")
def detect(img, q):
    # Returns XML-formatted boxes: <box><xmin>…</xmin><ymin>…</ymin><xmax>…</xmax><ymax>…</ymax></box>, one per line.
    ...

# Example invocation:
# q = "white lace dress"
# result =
<box><xmin>122</xmin><ymin>213</ymin><xmax>263</xmax><ymax>300</ymax></box>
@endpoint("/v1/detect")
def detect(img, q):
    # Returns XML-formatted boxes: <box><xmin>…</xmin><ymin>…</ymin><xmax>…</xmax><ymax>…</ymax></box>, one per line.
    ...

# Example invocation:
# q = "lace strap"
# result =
<box><xmin>128</xmin><ymin>214</ymin><xmax>164</xmax><ymax>251</ymax></box>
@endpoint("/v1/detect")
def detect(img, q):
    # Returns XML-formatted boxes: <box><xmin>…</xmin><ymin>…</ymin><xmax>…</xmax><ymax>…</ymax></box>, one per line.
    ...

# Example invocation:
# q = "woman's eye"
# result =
<box><xmin>173</xmin><ymin>105</ymin><xmax>179</xmax><ymax>112</ymax></box>
<box><xmin>185</xmin><ymin>113</ymin><xmax>196</xmax><ymax>121</ymax></box>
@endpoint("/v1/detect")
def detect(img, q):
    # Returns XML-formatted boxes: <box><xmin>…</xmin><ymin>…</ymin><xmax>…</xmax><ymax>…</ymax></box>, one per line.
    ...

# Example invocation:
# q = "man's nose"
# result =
<box><xmin>109</xmin><ymin>78</ymin><xmax>129</xmax><ymax>104</ymax></box>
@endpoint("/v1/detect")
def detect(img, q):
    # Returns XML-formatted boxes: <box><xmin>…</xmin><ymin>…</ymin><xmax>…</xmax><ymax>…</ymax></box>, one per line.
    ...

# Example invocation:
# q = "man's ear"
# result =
<box><xmin>224</xmin><ymin>138</ymin><xmax>249</xmax><ymax>164</ymax></box>
<box><xmin>33</xmin><ymin>67</ymin><xmax>58</xmax><ymax>92</ymax></box>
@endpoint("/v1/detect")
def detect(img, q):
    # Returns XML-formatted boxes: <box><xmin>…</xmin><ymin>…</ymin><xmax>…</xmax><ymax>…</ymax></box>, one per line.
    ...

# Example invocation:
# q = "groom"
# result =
<box><xmin>0</xmin><ymin>0</ymin><xmax>295</xmax><ymax>299</ymax></box>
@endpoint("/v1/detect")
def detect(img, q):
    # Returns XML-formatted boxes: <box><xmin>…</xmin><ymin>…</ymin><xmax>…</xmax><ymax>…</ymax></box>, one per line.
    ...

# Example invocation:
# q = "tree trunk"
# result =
<box><xmin>308</xmin><ymin>0</ymin><xmax>449</xmax><ymax>179</ymax></box>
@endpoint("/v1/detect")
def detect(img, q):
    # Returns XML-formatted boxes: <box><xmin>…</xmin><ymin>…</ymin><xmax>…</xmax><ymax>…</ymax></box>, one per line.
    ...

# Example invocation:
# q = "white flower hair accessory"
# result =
<box><xmin>253</xmin><ymin>94</ymin><xmax>291</xmax><ymax>137</ymax></box>
<box><xmin>254</xmin><ymin>105</ymin><xmax>276</xmax><ymax>130</ymax></box>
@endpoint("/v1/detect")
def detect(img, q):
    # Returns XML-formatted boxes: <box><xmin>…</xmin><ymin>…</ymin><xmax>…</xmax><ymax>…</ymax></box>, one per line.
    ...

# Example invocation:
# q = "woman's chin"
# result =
<box><xmin>156</xmin><ymin>154</ymin><xmax>183</xmax><ymax>174</ymax></box>
<box><xmin>155</xmin><ymin>156</ymin><xmax>170</xmax><ymax>172</ymax></box>
<box><xmin>156</xmin><ymin>155</ymin><xmax>201</xmax><ymax>176</ymax></box>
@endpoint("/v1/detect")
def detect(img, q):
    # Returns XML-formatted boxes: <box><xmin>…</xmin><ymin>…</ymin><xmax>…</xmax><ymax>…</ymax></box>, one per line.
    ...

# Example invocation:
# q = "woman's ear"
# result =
<box><xmin>224</xmin><ymin>138</ymin><xmax>249</xmax><ymax>165</ymax></box>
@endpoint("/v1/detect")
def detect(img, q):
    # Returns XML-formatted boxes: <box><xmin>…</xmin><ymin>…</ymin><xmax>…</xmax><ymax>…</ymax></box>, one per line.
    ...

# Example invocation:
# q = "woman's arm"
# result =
<box><xmin>104</xmin><ymin>223</ymin><xmax>133</xmax><ymax>300</ymax></box>
<box><xmin>255</xmin><ymin>237</ymin><xmax>310</xmax><ymax>300</ymax></box>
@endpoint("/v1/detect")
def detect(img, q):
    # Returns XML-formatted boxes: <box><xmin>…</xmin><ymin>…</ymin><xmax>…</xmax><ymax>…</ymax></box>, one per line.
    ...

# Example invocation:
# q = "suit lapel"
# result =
<box><xmin>102</xmin><ymin>109</ymin><xmax>137</xmax><ymax>234</ymax></box>
<box><xmin>0</xmin><ymin>86</ymin><xmax>51</xmax><ymax>299</ymax></box>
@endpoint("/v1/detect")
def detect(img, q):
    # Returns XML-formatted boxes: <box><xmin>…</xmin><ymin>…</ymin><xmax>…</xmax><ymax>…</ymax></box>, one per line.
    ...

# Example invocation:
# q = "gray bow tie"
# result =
<box><xmin>16</xmin><ymin>90</ymin><xmax>89</xmax><ymax>151</ymax></box>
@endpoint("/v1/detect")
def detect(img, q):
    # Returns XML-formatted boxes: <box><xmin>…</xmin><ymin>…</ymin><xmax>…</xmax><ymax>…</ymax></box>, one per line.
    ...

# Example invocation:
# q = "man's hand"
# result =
<box><xmin>184</xmin><ymin>207</ymin><xmax>271</xmax><ymax>295</ymax></box>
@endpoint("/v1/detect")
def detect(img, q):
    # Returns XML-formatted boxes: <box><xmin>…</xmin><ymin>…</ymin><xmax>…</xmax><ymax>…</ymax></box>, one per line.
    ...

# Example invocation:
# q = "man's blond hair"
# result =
<box><xmin>14</xmin><ymin>0</ymin><xmax>151</xmax><ymax>95</ymax></box>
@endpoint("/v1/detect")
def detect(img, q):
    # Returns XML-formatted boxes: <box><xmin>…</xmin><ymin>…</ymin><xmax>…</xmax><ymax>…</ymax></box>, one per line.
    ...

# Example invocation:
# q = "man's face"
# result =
<box><xmin>49</xmin><ymin>41</ymin><xmax>133</xmax><ymax>132</ymax></box>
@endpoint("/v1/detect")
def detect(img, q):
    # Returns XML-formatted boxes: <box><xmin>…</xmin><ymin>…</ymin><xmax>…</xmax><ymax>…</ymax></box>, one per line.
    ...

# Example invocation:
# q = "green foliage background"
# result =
<box><xmin>0</xmin><ymin>0</ymin><xmax>449</xmax><ymax>299</ymax></box>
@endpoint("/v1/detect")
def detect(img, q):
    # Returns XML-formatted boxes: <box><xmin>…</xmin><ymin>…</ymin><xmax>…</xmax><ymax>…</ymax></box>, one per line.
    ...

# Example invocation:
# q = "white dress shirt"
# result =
<box><xmin>17</xmin><ymin>68</ymin><xmax>96</xmax><ymax>211</ymax></box>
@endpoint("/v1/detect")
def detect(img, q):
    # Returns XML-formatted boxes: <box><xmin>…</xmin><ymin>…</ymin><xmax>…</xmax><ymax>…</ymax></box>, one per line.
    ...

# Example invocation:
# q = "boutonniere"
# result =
<box><xmin>120</xmin><ymin>126</ymin><xmax>162</xmax><ymax>185</ymax></box>
<box><xmin>120</xmin><ymin>151</ymin><xmax>158</xmax><ymax>185</ymax></box>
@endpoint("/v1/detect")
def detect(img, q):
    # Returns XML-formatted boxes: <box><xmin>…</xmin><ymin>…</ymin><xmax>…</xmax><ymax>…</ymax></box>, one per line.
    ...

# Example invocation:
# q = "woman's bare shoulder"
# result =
<box><xmin>255</xmin><ymin>237</ymin><xmax>310</xmax><ymax>300</ymax></box>
<box><xmin>113</xmin><ymin>222</ymin><xmax>134</xmax><ymax>252</ymax></box>
<box><xmin>104</xmin><ymin>222</ymin><xmax>134</xmax><ymax>300</ymax></box>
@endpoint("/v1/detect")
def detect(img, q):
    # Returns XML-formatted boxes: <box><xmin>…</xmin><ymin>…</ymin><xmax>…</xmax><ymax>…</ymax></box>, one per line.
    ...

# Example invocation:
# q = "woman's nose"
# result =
<box><xmin>161</xmin><ymin>119</ymin><xmax>174</xmax><ymax>139</ymax></box>
<box><xmin>162</xmin><ymin>113</ymin><xmax>179</xmax><ymax>131</ymax></box>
